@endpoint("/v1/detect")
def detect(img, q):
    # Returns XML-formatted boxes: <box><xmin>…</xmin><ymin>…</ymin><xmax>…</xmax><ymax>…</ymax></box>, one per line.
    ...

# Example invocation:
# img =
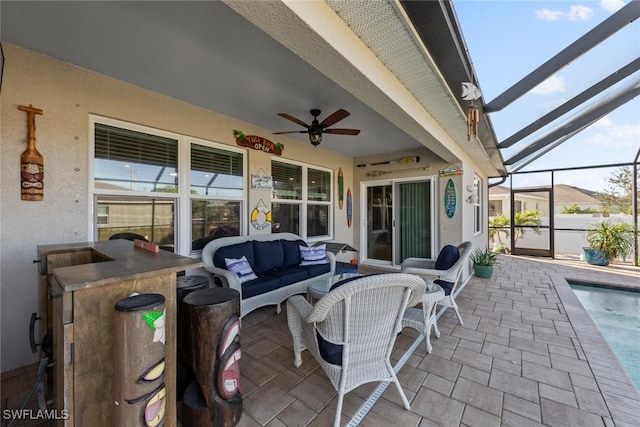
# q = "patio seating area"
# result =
<box><xmin>235</xmin><ymin>255</ymin><xmax>639</xmax><ymax>426</ymax></box>
<box><xmin>2</xmin><ymin>255</ymin><xmax>639</xmax><ymax>426</ymax></box>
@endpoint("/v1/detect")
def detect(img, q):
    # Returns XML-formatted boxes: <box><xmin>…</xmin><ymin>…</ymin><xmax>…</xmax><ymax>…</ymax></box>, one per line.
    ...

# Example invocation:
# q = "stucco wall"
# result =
<box><xmin>0</xmin><ymin>44</ymin><xmax>353</xmax><ymax>371</ymax></box>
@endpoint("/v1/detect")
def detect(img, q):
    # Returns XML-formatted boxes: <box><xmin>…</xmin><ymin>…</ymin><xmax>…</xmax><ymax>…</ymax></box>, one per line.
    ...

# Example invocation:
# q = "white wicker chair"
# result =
<box><xmin>401</xmin><ymin>241</ymin><xmax>473</xmax><ymax>325</ymax></box>
<box><xmin>286</xmin><ymin>273</ymin><xmax>425</xmax><ymax>427</ymax></box>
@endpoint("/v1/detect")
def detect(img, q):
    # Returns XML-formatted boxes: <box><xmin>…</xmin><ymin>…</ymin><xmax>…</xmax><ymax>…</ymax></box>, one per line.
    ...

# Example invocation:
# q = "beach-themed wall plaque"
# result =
<box><xmin>251</xmin><ymin>174</ymin><xmax>273</xmax><ymax>191</ymax></box>
<box><xmin>444</xmin><ymin>179</ymin><xmax>457</xmax><ymax>219</ymax></box>
<box><xmin>250</xmin><ymin>199</ymin><xmax>272</xmax><ymax>230</ymax></box>
<box><xmin>19</xmin><ymin>105</ymin><xmax>44</xmax><ymax>201</ymax></box>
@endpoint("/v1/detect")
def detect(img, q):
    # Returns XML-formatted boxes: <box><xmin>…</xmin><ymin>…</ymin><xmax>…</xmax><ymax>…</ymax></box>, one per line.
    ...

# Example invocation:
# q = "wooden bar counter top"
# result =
<box><xmin>38</xmin><ymin>239</ymin><xmax>203</xmax><ymax>427</ymax></box>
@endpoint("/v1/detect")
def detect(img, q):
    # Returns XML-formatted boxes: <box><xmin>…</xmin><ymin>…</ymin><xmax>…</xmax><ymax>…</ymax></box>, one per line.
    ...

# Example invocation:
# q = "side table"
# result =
<box><xmin>402</xmin><ymin>282</ymin><xmax>445</xmax><ymax>354</ymax></box>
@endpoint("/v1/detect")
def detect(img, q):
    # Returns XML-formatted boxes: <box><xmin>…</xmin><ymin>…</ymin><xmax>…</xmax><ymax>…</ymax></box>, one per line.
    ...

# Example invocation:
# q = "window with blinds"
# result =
<box><xmin>94</xmin><ymin>123</ymin><xmax>178</xmax><ymax>192</ymax></box>
<box><xmin>190</xmin><ymin>143</ymin><xmax>243</xmax><ymax>196</ymax></box>
<box><xmin>271</xmin><ymin>159</ymin><xmax>332</xmax><ymax>239</ymax></box>
<box><xmin>92</xmin><ymin>118</ymin><xmax>247</xmax><ymax>253</ymax></box>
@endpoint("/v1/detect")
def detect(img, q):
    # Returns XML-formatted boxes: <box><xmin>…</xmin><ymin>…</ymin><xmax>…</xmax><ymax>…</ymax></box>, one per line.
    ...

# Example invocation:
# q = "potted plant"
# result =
<box><xmin>471</xmin><ymin>248</ymin><xmax>497</xmax><ymax>279</ymax></box>
<box><xmin>583</xmin><ymin>220</ymin><xmax>633</xmax><ymax>266</ymax></box>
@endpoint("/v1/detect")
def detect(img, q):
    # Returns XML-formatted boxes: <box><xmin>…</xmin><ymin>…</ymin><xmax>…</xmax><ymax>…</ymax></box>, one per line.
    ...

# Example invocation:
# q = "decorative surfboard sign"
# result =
<box><xmin>444</xmin><ymin>179</ymin><xmax>457</xmax><ymax>219</ymax></box>
<box><xmin>346</xmin><ymin>188</ymin><xmax>353</xmax><ymax>228</ymax></box>
<box><xmin>338</xmin><ymin>167</ymin><xmax>344</xmax><ymax>210</ymax></box>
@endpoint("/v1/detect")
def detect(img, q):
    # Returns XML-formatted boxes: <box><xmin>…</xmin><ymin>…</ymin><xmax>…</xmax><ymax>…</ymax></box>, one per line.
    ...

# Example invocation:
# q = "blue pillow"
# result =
<box><xmin>435</xmin><ymin>245</ymin><xmax>460</xmax><ymax>270</ymax></box>
<box><xmin>225</xmin><ymin>256</ymin><xmax>258</xmax><ymax>283</ymax></box>
<box><xmin>300</xmin><ymin>244</ymin><xmax>328</xmax><ymax>266</ymax></box>
<box><xmin>253</xmin><ymin>240</ymin><xmax>284</xmax><ymax>273</ymax></box>
<box><xmin>214</xmin><ymin>241</ymin><xmax>254</xmax><ymax>269</ymax></box>
<box><xmin>282</xmin><ymin>239</ymin><xmax>306</xmax><ymax>267</ymax></box>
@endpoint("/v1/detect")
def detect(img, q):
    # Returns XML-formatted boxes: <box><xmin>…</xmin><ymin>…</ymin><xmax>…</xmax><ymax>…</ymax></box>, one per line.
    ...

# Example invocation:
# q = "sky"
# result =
<box><xmin>453</xmin><ymin>0</ymin><xmax>639</xmax><ymax>191</ymax></box>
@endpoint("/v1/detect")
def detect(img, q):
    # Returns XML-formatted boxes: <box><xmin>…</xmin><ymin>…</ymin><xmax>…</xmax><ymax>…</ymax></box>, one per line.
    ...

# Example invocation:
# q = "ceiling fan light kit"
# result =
<box><xmin>274</xmin><ymin>109</ymin><xmax>360</xmax><ymax>147</ymax></box>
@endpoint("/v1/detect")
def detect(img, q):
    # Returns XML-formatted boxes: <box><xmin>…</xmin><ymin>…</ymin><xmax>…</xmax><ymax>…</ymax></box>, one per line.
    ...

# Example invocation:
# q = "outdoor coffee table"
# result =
<box><xmin>401</xmin><ymin>281</ymin><xmax>445</xmax><ymax>354</ymax></box>
<box><xmin>307</xmin><ymin>272</ymin><xmax>362</xmax><ymax>301</ymax></box>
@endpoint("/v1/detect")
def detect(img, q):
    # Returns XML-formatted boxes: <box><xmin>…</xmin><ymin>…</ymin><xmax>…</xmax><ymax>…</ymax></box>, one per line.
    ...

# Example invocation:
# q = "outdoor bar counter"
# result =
<box><xmin>37</xmin><ymin>239</ymin><xmax>203</xmax><ymax>427</ymax></box>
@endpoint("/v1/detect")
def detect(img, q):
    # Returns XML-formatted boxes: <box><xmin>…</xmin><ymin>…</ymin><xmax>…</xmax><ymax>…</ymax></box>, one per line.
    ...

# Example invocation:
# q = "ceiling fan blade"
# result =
<box><xmin>324</xmin><ymin>128</ymin><xmax>361</xmax><ymax>135</ymax></box>
<box><xmin>319</xmin><ymin>109</ymin><xmax>350</xmax><ymax>128</ymax></box>
<box><xmin>277</xmin><ymin>113</ymin><xmax>310</xmax><ymax>129</ymax></box>
<box><xmin>272</xmin><ymin>130</ymin><xmax>309</xmax><ymax>135</ymax></box>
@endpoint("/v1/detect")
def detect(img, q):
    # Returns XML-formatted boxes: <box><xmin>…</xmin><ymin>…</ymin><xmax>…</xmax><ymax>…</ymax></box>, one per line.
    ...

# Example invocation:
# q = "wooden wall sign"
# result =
<box><xmin>233</xmin><ymin>130</ymin><xmax>283</xmax><ymax>156</ymax></box>
<box><xmin>19</xmin><ymin>105</ymin><xmax>44</xmax><ymax>201</ymax></box>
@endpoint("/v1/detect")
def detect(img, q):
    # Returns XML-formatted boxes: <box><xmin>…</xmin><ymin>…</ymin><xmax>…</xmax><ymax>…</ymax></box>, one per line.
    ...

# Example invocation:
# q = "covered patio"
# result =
<box><xmin>4</xmin><ymin>256</ymin><xmax>638</xmax><ymax>426</ymax></box>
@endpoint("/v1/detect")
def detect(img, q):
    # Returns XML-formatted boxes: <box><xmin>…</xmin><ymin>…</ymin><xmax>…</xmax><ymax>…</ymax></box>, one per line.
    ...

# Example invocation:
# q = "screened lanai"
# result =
<box><xmin>452</xmin><ymin>0</ymin><xmax>640</xmax><ymax>266</ymax></box>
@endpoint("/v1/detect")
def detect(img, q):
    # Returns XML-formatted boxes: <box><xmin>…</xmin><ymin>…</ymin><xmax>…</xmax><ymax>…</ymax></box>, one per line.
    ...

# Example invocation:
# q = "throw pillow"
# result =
<box><xmin>435</xmin><ymin>244</ymin><xmax>460</xmax><ymax>270</ymax></box>
<box><xmin>299</xmin><ymin>244</ymin><xmax>328</xmax><ymax>266</ymax></box>
<box><xmin>225</xmin><ymin>256</ymin><xmax>258</xmax><ymax>283</ymax></box>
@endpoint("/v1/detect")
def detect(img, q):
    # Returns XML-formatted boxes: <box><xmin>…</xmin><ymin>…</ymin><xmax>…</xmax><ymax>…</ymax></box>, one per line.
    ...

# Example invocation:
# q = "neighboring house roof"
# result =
<box><xmin>489</xmin><ymin>184</ymin><xmax>602</xmax><ymax>205</ymax></box>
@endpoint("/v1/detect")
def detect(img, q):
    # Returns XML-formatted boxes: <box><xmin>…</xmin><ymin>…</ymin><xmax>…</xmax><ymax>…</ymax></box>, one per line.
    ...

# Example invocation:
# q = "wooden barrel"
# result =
<box><xmin>176</xmin><ymin>275</ymin><xmax>209</xmax><ymax>401</ymax></box>
<box><xmin>114</xmin><ymin>293</ymin><xmax>166</xmax><ymax>427</ymax></box>
<box><xmin>182</xmin><ymin>288</ymin><xmax>241</xmax><ymax>426</ymax></box>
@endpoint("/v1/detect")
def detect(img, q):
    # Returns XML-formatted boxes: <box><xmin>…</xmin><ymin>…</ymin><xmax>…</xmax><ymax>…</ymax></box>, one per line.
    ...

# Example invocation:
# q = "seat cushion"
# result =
<box><xmin>282</xmin><ymin>239</ymin><xmax>307</xmax><ymax>267</ymax></box>
<box><xmin>330</xmin><ymin>274</ymin><xmax>365</xmax><ymax>291</ymax></box>
<box><xmin>214</xmin><ymin>241</ymin><xmax>254</xmax><ymax>269</ymax></box>
<box><xmin>253</xmin><ymin>240</ymin><xmax>284</xmax><ymax>273</ymax></box>
<box><xmin>435</xmin><ymin>279</ymin><xmax>454</xmax><ymax>296</ymax></box>
<box><xmin>435</xmin><ymin>245</ymin><xmax>460</xmax><ymax>270</ymax></box>
<box><xmin>262</xmin><ymin>267</ymin><xmax>309</xmax><ymax>286</ymax></box>
<box><xmin>316</xmin><ymin>330</ymin><xmax>343</xmax><ymax>366</ymax></box>
<box><xmin>240</xmin><ymin>276</ymin><xmax>282</xmax><ymax>300</ymax></box>
<box><xmin>298</xmin><ymin>263</ymin><xmax>331</xmax><ymax>278</ymax></box>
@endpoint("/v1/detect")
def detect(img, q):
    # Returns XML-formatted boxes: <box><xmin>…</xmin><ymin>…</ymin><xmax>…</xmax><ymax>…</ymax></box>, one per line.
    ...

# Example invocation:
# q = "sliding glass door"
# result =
<box><xmin>363</xmin><ymin>179</ymin><xmax>433</xmax><ymax>266</ymax></box>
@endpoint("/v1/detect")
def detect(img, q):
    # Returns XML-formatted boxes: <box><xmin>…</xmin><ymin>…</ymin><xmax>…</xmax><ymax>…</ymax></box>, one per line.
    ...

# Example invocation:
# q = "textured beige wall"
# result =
<box><xmin>0</xmin><ymin>44</ymin><xmax>353</xmax><ymax>371</ymax></box>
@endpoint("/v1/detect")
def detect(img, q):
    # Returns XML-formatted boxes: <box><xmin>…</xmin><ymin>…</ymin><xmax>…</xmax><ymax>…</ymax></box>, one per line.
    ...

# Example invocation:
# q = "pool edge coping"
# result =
<box><xmin>551</xmin><ymin>271</ymin><xmax>640</xmax><ymax>426</ymax></box>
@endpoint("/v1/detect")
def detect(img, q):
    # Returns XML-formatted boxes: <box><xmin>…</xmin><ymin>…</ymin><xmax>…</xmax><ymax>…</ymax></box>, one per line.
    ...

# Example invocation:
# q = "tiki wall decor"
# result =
<box><xmin>182</xmin><ymin>288</ymin><xmax>242</xmax><ymax>426</ymax></box>
<box><xmin>18</xmin><ymin>105</ymin><xmax>44</xmax><ymax>201</ymax></box>
<box><xmin>114</xmin><ymin>293</ymin><xmax>166</xmax><ymax>427</ymax></box>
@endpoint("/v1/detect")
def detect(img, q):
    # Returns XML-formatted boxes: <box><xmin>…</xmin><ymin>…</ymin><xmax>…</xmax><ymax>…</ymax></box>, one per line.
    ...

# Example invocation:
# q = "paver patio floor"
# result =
<box><xmin>237</xmin><ymin>255</ymin><xmax>640</xmax><ymax>426</ymax></box>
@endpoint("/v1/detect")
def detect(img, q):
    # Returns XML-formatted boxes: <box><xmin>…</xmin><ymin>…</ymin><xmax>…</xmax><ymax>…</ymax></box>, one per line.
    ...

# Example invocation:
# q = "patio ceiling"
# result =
<box><xmin>0</xmin><ymin>0</ymin><xmax>505</xmax><ymax>176</ymax></box>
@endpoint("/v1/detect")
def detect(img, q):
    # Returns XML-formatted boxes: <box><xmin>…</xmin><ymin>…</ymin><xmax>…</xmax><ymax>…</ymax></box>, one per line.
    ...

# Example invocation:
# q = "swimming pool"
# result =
<box><xmin>569</xmin><ymin>282</ymin><xmax>640</xmax><ymax>389</ymax></box>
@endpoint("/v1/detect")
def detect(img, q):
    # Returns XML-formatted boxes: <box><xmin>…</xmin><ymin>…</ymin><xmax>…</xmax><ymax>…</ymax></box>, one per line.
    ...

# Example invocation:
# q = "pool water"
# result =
<box><xmin>570</xmin><ymin>282</ymin><xmax>640</xmax><ymax>389</ymax></box>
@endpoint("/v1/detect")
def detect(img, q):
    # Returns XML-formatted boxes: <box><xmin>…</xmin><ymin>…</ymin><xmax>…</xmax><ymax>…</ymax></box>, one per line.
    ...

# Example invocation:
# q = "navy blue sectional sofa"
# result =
<box><xmin>202</xmin><ymin>233</ymin><xmax>336</xmax><ymax>317</ymax></box>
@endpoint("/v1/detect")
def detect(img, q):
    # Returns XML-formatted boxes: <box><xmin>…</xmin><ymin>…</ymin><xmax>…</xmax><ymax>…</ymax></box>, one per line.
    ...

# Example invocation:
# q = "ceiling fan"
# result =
<box><xmin>273</xmin><ymin>109</ymin><xmax>360</xmax><ymax>146</ymax></box>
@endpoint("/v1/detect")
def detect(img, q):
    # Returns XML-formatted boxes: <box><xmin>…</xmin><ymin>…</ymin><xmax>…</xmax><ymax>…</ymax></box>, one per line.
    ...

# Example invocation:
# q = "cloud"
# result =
<box><xmin>600</xmin><ymin>0</ymin><xmax>626</xmax><ymax>13</ymax></box>
<box><xmin>535</xmin><ymin>5</ymin><xmax>594</xmax><ymax>21</ymax></box>
<box><xmin>588</xmin><ymin>123</ymin><xmax>640</xmax><ymax>147</ymax></box>
<box><xmin>535</xmin><ymin>8</ymin><xmax>564</xmax><ymax>21</ymax></box>
<box><xmin>567</xmin><ymin>5</ymin><xmax>594</xmax><ymax>20</ymax></box>
<box><xmin>531</xmin><ymin>75</ymin><xmax>566</xmax><ymax>95</ymax></box>
<box><xmin>593</xmin><ymin>116</ymin><xmax>613</xmax><ymax>127</ymax></box>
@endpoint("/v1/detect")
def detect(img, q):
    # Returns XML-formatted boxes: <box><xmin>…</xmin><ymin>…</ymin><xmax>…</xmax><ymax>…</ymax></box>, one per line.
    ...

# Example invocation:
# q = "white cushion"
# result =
<box><xmin>225</xmin><ymin>256</ymin><xmax>258</xmax><ymax>283</ymax></box>
<box><xmin>299</xmin><ymin>244</ymin><xmax>328</xmax><ymax>266</ymax></box>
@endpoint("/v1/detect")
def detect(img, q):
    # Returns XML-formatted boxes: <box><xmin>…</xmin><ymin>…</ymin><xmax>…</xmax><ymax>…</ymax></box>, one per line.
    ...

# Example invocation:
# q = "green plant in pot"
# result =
<box><xmin>471</xmin><ymin>248</ymin><xmax>497</xmax><ymax>279</ymax></box>
<box><xmin>583</xmin><ymin>220</ymin><xmax>633</xmax><ymax>266</ymax></box>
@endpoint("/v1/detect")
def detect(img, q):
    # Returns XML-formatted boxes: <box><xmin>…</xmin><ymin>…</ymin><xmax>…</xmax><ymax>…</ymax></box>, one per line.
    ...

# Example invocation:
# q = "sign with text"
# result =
<box><xmin>235</xmin><ymin>133</ymin><xmax>283</xmax><ymax>156</ymax></box>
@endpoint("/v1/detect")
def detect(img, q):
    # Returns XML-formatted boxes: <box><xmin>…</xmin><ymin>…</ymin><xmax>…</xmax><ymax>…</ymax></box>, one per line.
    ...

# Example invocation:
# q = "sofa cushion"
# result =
<box><xmin>225</xmin><ymin>256</ymin><xmax>258</xmax><ymax>283</ymax></box>
<box><xmin>253</xmin><ymin>240</ymin><xmax>284</xmax><ymax>273</ymax></box>
<box><xmin>214</xmin><ymin>241</ymin><xmax>254</xmax><ymax>269</ymax></box>
<box><xmin>435</xmin><ymin>245</ymin><xmax>460</xmax><ymax>270</ymax></box>
<box><xmin>241</xmin><ymin>275</ymin><xmax>282</xmax><ymax>300</ymax></box>
<box><xmin>263</xmin><ymin>267</ymin><xmax>309</xmax><ymax>286</ymax></box>
<box><xmin>300</xmin><ymin>244</ymin><xmax>328</xmax><ymax>266</ymax></box>
<box><xmin>282</xmin><ymin>239</ymin><xmax>307</xmax><ymax>267</ymax></box>
<box><xmin>298</xmin><ymin>263</ymin><xmax>331</xmax><ymax>278</ymax></box>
